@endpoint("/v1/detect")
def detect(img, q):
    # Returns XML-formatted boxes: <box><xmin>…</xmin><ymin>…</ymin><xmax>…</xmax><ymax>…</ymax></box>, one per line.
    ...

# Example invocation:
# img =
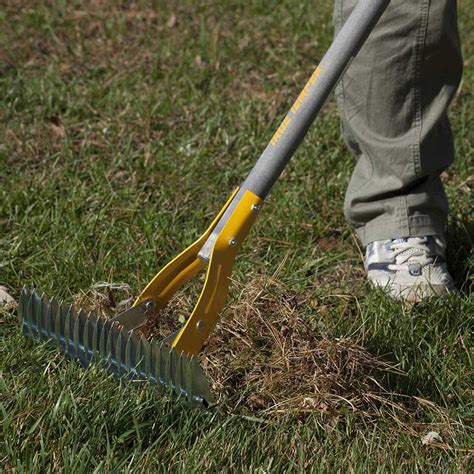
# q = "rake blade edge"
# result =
<box><xmin>19</xmin><ymin>289</ymin><xmax>216</xmax><ymax>408</ymax></box>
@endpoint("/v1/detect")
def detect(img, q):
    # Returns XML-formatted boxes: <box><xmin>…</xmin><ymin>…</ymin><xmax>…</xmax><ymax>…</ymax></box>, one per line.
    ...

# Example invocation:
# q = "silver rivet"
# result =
<box><xmin>145</xmin><ymin>300</ymin><xmax>156</xmax><ymax>310</ymax></box>
<box><xmin>229</xmin><ymin>238</ymin><xmax>237</xmax><ymax>246</ymax></box>
<box><xmin>196</xmin><ymin>320</ymin><xmax>206</xmax><ymax>331</ymax></box>
<box><xmin>251</xmin><ymin>204</ymin><xmax>261</xmax><ymax>212</ymax></box>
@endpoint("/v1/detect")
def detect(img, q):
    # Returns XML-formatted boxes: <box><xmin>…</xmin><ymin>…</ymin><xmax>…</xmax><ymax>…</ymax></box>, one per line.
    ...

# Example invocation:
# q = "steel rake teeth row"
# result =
<box><xmin>19</xmin><ymin>288</ymin><xmax>216</xmax><ymax>408</ymax></box>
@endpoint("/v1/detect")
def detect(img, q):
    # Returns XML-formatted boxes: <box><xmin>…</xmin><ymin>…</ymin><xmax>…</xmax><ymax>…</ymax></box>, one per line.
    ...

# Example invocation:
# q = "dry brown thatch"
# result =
<box><xmin>75</xmin><ymin>277</ymin><xmax>402</xmax><ymax>418</ymax></box>
<box><xmin>200</xmin><ymin>277</ymin><xmax>401</xmax><ymax>416</ymax></box>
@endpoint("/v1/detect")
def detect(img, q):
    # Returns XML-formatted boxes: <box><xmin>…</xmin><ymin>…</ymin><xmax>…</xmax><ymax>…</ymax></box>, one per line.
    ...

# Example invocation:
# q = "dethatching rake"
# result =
<box><xmin>20</xmin><ymin>0</ymin><xmax>390</xmax><ymax>408</ymax></box>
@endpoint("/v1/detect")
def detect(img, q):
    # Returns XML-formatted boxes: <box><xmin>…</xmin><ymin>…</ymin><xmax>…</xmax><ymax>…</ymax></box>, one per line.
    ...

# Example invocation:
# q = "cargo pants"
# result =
<box><xmin>333</xmin><ymin>0</ymin><xmax>463</xmax><ymax>246</ymax></box>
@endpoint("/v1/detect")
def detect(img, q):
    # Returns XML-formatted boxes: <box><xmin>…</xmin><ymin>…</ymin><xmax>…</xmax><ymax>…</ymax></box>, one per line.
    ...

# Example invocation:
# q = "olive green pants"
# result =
<box><xmin>334</xmin><ymin>0</ymin><xmax>463</xmax><ymax>246</ymax></box>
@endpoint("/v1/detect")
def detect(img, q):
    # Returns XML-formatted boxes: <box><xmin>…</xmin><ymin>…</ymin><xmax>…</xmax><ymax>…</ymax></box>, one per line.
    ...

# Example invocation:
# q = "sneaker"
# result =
<box><xmin>365</xmin><ymin>236</ymin><xmax>455</xmax><ymax>302</ymax></box>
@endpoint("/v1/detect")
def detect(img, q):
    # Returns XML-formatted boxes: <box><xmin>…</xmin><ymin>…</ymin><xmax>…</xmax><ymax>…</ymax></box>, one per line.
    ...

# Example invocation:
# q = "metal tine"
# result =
<box><xmin>124</xmin><ymin>330</ymin><xmax>135</xmax><ymax>374</ymax></box>
<box><xmin>182</xmin><ymin>353</ymin><xmax>194</xmax><ymax>400</ymax></box>
<box><xmin>172</xmin><ymin>350</ymin><xmax>183</xmax><ymax>397</ymax></box>
<box><xmin>22</xmin><ymin>288</ymin><xmax>31</xmax><ymax>333</ymax></box>
<box><xmin>148</xmin><ymin>339</ymin><xmax>159</xmax><ymax>385</ymax></box>
<box><xmin>189</xmin><ymin>356</ymin><xmax>216</xmax><ymax>407</ymax></box>
<box><xmin>73</xmin><ymin>310</ymin><xmax>81</xmax><ymax>355</ymax></box>
<box><xmin>157</xmin><ymin>342</ymin><xmax>178</xmax><ymax>399</ymax></box>
<box><xmin>32</xmin><ymin>291</ymin><xmax>44</xmax><ymax>337</ymax></box>
<box><xmin>46</xmin><ymin>297</ymin><xmax>59</xmax><ymax>340</ymax></box>
<box><xmin>53</xmin><ymin>299</ymin><xmax>62</xmax><ymax>346</ymax></box>
<box><xmin>174</xmin><ymin>350</ymin><xmax>190</xmax><ymax>402</ymax></box>
<box><xmin>179</xmin><ymin>352</ymin><xmax>194</xmax><ymax>400</ymax></box>
<box><xmin>140</xmin><ymin>335</ymin><xmax>151</xmax><ymax>379</ymax></box>
<box><xmin>154</xmin><ymin>340</ymin><xmax>162</xmax><ymax>383</ymax></box>
<box><xmin>135</xmin><ymin>333</ymin><xmax>148</xmax><ymax>380</ymax></box>
<box><xmin>158</xmin><ymin>341</ymin><xmax>169</xmax><ymax>386</ymax></box>
<box><xmin>104</xmin><ymin>320</ymin><xmax>118</xmax><ymax>374</ymax></box>
<box><xmin>74</xmin><ymin>309</ymin><xmax>88</xmax><ymax>365</ymax></box>
<box><xmin>170</xmin><ymin>349</ymin><xmax>183</xmax><ymax>398</ymax></box>
<box><xmin>131</xmin><ymin>337</ymin><xmax>143</xmax><ymax>378</ymax></box>
<box><xmin>27</xmin><ymin>290</ymin><xmax>38</xmax><ymax>336</ymax></box>
<box><xmin>29</xmin><ymin>290</ymin><xmax>41</xmax><ymax>336</ymax></box>
<box><xmin>110</xmin><ymin>322</ymin><xmax>125</xmax><ymax>376</ymax></box>
<box><xmin>132</xmin><ymin>334</ymin><xmax>142</xmax><ymax>377</ymax></box>
<box><xmin>19</xmin><ymin>287</ymin><xmax>31</xmax><ymax>328</ymax></box>
<box><xmin>126</xmin><ymin>330</ymin><xmax>133</xmax><ymax>372</ymax></box>
<box><xmin>146</xmin><ymin>337</ymin><xmax>154</xmax><ymax>380</ymax></box>
<box><xmin>89</xmin><ymin>314</ymin><xmax>102</xmax><ymax>364</ymax></box>
<box><xmin>180</xmin><ymin>352</ymin><xmax>194</xmax><ymax>401</ymax></box>
<box><xmin>62</xmin><ymin>304</ymin><xmax>70</xmax><ymax>354</ymax></box>
<box><xmin>25</xmin><ymin>291</ymin><xmax>35</xmax><ymax>337</ymax></box>
<box><xmin>69</xmin><ymin>305</ymin><xmax>78</xmax><ymax>357</ymax></box>
<box><xmin>63</xmin><ymin>305</ymin><xmax>77</xmax><ymax>357</ymax></box>
<box><xmin>123</xmin><ymin>327</ymin><xmax>133</xmax><ymax>371</ymax></box>
<box><xmin>164</xmin><ymin>345</ymin><xmax>175</xmax><ymax>394</ymax></box>
<box><xmin>56</xmin><ymin>302</ymin><xmax>67</xmax><ymax>350</ymax></box>
<box><xmin>38</xmin><ymin>293</ymin><xmax>50</xmax><ymax>339</ymax></box>
<box><xmin>114</xmin><ymin>325</ymin><xmax>128</xmax><ymax>376</ymax></box>
<box><xmin>98</xmin><ymin>318</ymin><xmax>111</xmax><ymax>362</ymax></box>
<box><xmin>81</xmin><ymin>312</ymin><xmax>91</xmax><ymax>364</ymax></box>
<box><xmin>19</xmin><ymin>288</ymin><xmax>30</xmax><ymax>333</ymax></box>
<box><xmin>19</xmin><ymin>287</ymin><xmax>29</xmax><ymax>327</ymax></box>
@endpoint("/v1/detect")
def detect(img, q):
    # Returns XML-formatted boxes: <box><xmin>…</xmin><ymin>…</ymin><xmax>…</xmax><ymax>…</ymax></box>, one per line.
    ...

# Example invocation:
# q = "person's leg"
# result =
<box><xmin>333</xmin><ymin>0</ymin><xmax>463</xmax><ymax>301</ymax></box>
<box><xmin>333</xmin><ymin>0</ymin><xmax>463</xmax><ymax>246</ymax></box>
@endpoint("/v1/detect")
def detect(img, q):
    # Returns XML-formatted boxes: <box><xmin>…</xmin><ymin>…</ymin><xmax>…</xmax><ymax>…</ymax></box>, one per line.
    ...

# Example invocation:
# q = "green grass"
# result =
<box><xmin>1</xmin><ymin>1</ymin><xmax>473</xmax><ymax>471</ymax></box>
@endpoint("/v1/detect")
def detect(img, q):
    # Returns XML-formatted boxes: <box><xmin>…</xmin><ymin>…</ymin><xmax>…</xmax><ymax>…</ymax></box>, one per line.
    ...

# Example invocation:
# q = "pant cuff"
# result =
<box><xmin>355</xmin><ymin>215</ymin><xmax>447</xmax><ymax>247</ymax></box>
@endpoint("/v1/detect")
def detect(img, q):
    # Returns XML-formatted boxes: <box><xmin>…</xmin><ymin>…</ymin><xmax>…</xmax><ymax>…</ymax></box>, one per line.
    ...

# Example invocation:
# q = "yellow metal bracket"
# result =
<box><xmin>122</xmin><ymin>188</ymin><xmax>263</xmax><ymax>356</ymax></box>
<box><xmin>134</xmin><ymin>187</ymin><xmax>239</xmax><ymax>309</ymax></box>
<box><xmin>171</xmin><ymin>190</ymin><xmax>263</xmax><ymax>355</ymax></box>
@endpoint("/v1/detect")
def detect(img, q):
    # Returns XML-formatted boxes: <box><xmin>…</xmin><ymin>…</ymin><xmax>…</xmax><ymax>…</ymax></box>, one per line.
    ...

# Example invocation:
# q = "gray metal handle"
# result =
<box><xmin>200</xmin><ymin>0</ymin><xmax>390</xmax><ymax>260</ymax></box>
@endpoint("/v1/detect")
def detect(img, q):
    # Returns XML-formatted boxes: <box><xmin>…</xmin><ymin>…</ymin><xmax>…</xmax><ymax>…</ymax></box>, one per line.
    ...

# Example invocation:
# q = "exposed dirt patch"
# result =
<box><xmin>313</xmin><ymin>236</ymin><xmax>353</xmax><ymax>252</ymax></box>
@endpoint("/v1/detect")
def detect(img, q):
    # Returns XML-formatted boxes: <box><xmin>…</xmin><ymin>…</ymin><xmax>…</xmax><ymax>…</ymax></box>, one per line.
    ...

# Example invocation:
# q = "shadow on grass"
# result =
<box><xmin>354</xmin><ymin>292</ymin><xmax>472</xmax><ymax>410</ymax></box>
<box><xmin>447</xmin><ymin>216</ymin><xmax>473</xmax><ymax>294</ymax></box>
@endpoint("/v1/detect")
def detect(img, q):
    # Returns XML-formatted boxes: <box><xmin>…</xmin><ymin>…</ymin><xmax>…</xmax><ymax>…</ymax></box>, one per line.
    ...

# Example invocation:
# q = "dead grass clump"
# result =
<box><xmin>202</xmin><ymin>277</ymin><xmax>400</xmax><ymax>416</ymax></box>
<box><xmin>74</xmin><ymin>278</ymin><xmax>401</xmax><ymax>418</ymax></box>
<box><xmin>74</xmin><ymin>282</ymin><xmax>134</xmax><ymax>319</ymax></box>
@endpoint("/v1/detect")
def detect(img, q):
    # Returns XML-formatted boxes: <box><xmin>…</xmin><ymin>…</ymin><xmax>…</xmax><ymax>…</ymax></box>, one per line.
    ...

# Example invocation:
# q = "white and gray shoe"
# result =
<box><xmin>365</xmin><ymin>236</ymin><xmax>455</xmax><ymax>302</ymax></box>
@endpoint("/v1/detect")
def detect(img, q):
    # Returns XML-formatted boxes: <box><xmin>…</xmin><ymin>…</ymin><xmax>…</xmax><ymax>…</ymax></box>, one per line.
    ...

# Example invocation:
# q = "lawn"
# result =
<box><xmin>1</xmin><ymin>1</ymin><xmax>472</xmax><ymax>471</ymax></box>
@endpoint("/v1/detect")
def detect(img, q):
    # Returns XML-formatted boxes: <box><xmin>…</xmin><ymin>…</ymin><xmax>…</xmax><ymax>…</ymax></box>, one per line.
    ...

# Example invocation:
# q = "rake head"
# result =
<box><xmin>19</xmin><ymin>288</ymin><xmax>216</xmax><ymax>407</ymax></box>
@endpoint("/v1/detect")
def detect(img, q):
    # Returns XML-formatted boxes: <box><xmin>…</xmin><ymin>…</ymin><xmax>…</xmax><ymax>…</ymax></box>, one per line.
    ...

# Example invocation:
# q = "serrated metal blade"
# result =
<box><xmin>19</xmin><ymin>289</ymin><xmax>216</xmax><ymax>407</ymax></box>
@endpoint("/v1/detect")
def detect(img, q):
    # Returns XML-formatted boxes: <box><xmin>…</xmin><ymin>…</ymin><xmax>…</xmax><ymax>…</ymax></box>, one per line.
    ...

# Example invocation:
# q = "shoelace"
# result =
<box><xmin>387</xmin><ymin>237</ymin><xmax>435</xmax><ymax>273</ymax></box>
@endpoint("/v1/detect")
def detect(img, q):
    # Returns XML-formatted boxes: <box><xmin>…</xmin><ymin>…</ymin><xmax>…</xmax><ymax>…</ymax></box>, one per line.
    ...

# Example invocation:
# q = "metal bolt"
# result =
<box><xmin>196</xmin><ymin>320</ymin><xmax>206</xmax><ymax>331</ymax></box>
<box><xmin>229</xmin><ymin>238</ymin><xmax>237</xmax><ymax>246</ymax></box>
<box><xmin>252</xmin><ymin>204</ymin><xmax>261</xmax><ymax>212</ymax></box>
<box><xmin>145</xmin><ymin>300</ymin><xmax>156</xmax><ymax>310</ymax></box>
